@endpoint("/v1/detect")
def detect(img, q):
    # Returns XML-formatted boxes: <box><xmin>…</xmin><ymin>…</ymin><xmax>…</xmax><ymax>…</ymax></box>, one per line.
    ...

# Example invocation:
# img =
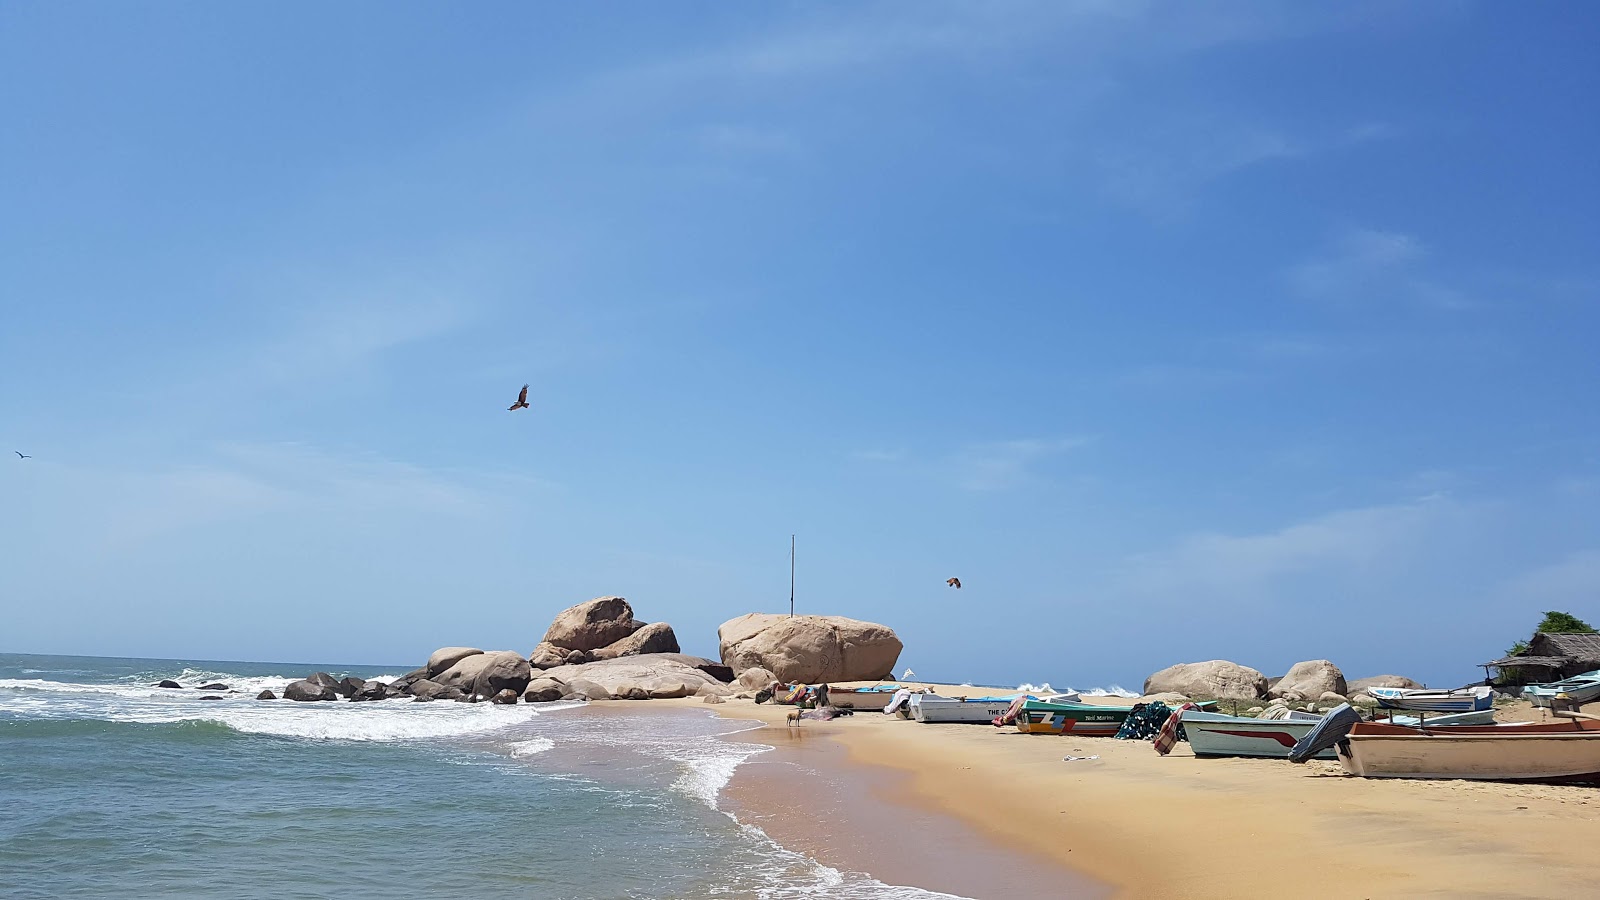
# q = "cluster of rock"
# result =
<box><xmin>1143</xmin><ymin>659</ymin><xmax>1422</xmax><ymax>707</ymax></box>
<box><xmin>265</xmin><ymin>594</ymin><xmax>904</xmax><ymax>707</ymax></box>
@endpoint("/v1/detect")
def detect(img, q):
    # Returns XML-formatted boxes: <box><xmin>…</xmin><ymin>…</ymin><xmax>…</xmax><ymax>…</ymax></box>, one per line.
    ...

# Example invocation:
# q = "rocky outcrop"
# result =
<box><xmin>718</xmin><ymin>614</ymin><xmax>902</xmax><ymax>684</ymax></box>
<box><xmin>335</xmin><ymin>676</ymin><xmax>366</xmax><ymax>699</ymax></box>
<box><xmin>196</xmin><ymin>683</ymin><xmax>229</xmax><ymax>691</ymax></box>
<box><xmin>434</xmin><ymin>651</ymin><xmax>530</xmax><ymax>700</ymax></box>
<box><xmin>1348</xmin><ymin>675</ymin><xmax>1422</xmax><ymax>694</ymax></box>
<box><xmin>1141</xmin><ymin>691</ymin><xmax>1190</xmax><ymax>705</ymax></box>
<box><xmin>1270</xmin><ymin>660</ymin><xmax>1346</xmax><ymax>700</ymax></box>
<box><xmin>490</xmin><ymin>689</ymin><xmax>519</xmax><ymax>705</ymax></box>
<box><xmin>523</xmin><ymin>678</ymin><xmax>566</xmax><ymax>703</ymax></box>
<box><xmin>540</xmin><ymin>654</ymin><xmax>726</xmax><ymax>700</ymax></box>
<box><xmin>529</xmin><ymin>642</ymin><xmax>574</xmax><ymax>669</ymax></box>
<box><xmin>426</xmin><ymin>647</ymin><xmax>483</xmax><ymax>679</ymax></box>
<box><xmin>352</xmin><ymin>681</ymin><xmax>396</xmax><ymax>702</ymax></box>
<box><xmin>308</xmin><ymin>672</ymin><xmax>340</xmax><ymax>692</ymax></box>
<box><xmin>542</xmin><ymin>597</ymin><xmax>644</xmax><ymax>652</ymax></box>
<box><xmin>738</xmin><ymin>666</ymin><xmax>778</xmax><ymax>692</ymax></box>
<box><xmin>156</xmin><ymin>680</ymin><xmax>182</xmax><ymax>689</ymax></box>
<box><xmin>1143</xmin><ymin>660</ymin><xmax>1268</xmax><ymax>700</ymax></box>
<box><xmin>284</xmin><ymin>679</ymin><xmax>337</xmax><ymax>702</ymax></box>
<box><xmin>591</xmin><ymin>622</ymin><xmax>680</xmax><ymax>660</ymax></box>
<box><xmin>1319</xmin><ymin>691</ymin><xmax>1347</xmax><ymax>704</ymax></box>
<box><xmin>561</xmin><ymin>678</ymin><xmax>612</xmax><ymax>701</ymax></box>
<box><xmin>257</xmin><ymin>690</ymin><xmax>277</xmax><ymax>700</ymax></box>
<box><xmin>407</xmin><ymin>679</ymin><xmax>447</xmax><ymax>700</ymax></box>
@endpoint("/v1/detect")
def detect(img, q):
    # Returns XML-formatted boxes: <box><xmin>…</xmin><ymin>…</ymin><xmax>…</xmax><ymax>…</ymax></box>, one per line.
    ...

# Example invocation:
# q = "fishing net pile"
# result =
<box><xmin>1114</xmin><ymin>701</ymin><xmax>1186</xmax><ymax>742</ymax></box>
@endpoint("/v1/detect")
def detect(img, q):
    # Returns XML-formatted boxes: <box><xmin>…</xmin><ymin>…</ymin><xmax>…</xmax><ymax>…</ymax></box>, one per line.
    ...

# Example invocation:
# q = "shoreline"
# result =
<box><xmin>614</xmin><ymin>688</ymin><xmax>1600</xmax><ymax>899</ymax></box>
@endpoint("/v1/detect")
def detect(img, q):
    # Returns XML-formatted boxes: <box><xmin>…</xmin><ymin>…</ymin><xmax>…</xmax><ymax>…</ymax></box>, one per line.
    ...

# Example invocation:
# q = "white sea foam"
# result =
<box><xmin>0</xmin><ymin>674</ymin><xmax>573</xmax><ymax>742</ymax></box>
<box><xmin>1075</xmin><ymin>684</ymin><xmax>1139</xmax><ymax>698</ymax></box>
<box><xmin>507</xmin><ymin>737</ymin><xmax>555</xmax><ymax>758</ymax></box>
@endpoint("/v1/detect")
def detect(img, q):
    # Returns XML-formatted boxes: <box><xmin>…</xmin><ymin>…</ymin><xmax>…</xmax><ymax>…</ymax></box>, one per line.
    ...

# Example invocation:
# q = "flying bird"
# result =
<box><xmin>14</xmin><ymin>451</ymin><xmax>29</xmax><ymax>459</ymax></box>
<box><xmin>507</xmin><ymin>384</ymin><xmax>530</xmax><ymax>411</ymax></box>
<box><xmin>946</xmin><ymin>577</ymin><xmax>961</xmax><ymax>589</ymax></box>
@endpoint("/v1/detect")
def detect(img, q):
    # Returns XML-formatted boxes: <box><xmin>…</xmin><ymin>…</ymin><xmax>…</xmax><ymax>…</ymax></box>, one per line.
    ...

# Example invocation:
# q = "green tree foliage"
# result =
<box><xmin>1535</xmin><ymin>610</ymin><xmax>1596</xmax><ymax>634</ymax></box>
<box><xmin>1498</xmin><ymin>611</ymin><xmax>1596</xmax><ymax>685</ymax></box>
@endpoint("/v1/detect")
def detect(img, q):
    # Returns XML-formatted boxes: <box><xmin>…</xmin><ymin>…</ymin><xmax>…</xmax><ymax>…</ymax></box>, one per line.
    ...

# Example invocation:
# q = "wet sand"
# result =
<box><xmin>628</xmin><ymin>687</ymin><xmax>1600</xmax><ymax>899</ymax></box>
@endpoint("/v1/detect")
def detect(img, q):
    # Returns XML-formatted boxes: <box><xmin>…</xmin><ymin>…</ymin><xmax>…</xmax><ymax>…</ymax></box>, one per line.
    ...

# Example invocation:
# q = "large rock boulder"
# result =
<box><xmin>156</xmin><ymin>680</ymin><xmax>182</xmax><ymax>689</ymax></box>
<box><xmin>561</xmin><ymin>678</ymin><xmax>612</xmax><ymax>701</ymax></box>
<box><xmin>1143</xmin><ymin>660</ymin><xmax>1268</xmax><ymax>700</ymax></box>
<box><xmin>426</xmin><ymin>647</ymin><xmax>483</xmax><ymax>679</ymax></box>
<box><xmin>717</xmin><ymin>614</ymin><xmax>902</xmax><ymax>684</ymax></box>
<box><xmin>542</xmin><ymin>597</ymin><xmax>644</xmax><ymax>652</ymax></box>
<box><xmin>307</xmin><ymin>672</ymin><xmax>340</xmax><ymax>691</ymax></box>
<box><xmin>283</xmin><ymin>679</ymin><xmax>337</xmax><ymax>702</ymax></box>
<box><xmin>540</xmin><ymin>654</ymin><xmax>728</xmax><ymax>701</ymax></box>
<box><xmin>738</xmin><ymin>666</ymin><xmax>778</xmax><ymax>692</ymax></box>
<box><xmin>434</xmin><ymin>651</ymin><xmax>531</xmax><ymax>700</ymax></box>
<box><xmin>591</xmin><ymin>622</ymin><xmax>681</xmax><ymax>660</ymax></box>
<box><xmin>1270</xmin><ymin>660</ymin><xmax>1346</xmax><ymax>700</ymax></box>
<box><xmin>257</xmin><ymin>690</ymin><xmax>277</xmax><ymax>700</ymax></box>
<box><xmin>523</xmin><ymin>678</ymin><xmax>566</xmax><ymax>703</ymax></box>
<box><xmin>1348</xmin><ymin>674</ymin><xmax>1423</xmax><ymax>694</ymax></box>
<box><xmin>529</xmin><ymin>642</ymin><xmax>574</xmax><ymax>670</ymax></box>
<box><xmin>333</xmin><ymin>676</ymin><xmax>366</xmax><ymax>699</ymax></box>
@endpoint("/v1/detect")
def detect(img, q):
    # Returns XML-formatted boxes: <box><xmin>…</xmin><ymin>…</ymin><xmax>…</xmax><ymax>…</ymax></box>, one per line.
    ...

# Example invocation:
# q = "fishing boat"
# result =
<box><xmin>827</xmin><ymin>684</ymin><xmax>907</xmax><ymax>711</ymax></box>
<box><xmin>1014</xmin><ymin>700</ymin><xmax>1135</xmax><ymax>737</ymax></box>
<box><xmin>1382</xmin><ymin>708</ymin><xmax>1498</xmax><ymax>727</ymax></box>
<box><xmin>1182</xmin><ymin>710</ymin><xmax>1333</xmax><ymax>759</ymax></box>
<box><xmin>1524</xmin><ymin>671</ymin><xmax>1600</xmax><ymax>708</ymax></box>
<box><xmin>1337</xmin><ymin>719</ymin><xmax>1600</xmax><ymax>784</ymax></box>
<box><xmin>910</xmin><ymin>693</ymin><xmax>1024</xmax><ymax>724</ymax></box>
<box><xmin>1368</xmin><ymin>685</ymin><xmax>1493</xmax><ymax>712</ymax></box>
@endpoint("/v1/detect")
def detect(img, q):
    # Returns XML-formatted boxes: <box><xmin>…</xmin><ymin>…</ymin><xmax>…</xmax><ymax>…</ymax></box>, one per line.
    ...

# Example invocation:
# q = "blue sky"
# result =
<box><xmin>2</xmin><ymin>2</ymin><xmax>1597</xmax><ymax>688</ymax></box>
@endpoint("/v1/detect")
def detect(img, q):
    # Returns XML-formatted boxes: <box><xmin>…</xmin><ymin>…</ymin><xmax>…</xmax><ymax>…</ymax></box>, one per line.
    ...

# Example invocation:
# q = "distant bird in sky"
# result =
<box><xmin>946</xmin><ymin>577</ymin><xmax>961</xmax><ymax>589</ymax></box>
<box><xmin>13</xmin><ymin>451</ymin><xmax>29</xmax><ymax>459</ymax></box>
<box><xmin>507</xmin><ymin>384</ymin><xmax>530</xmax><ymax>411</ymax></box>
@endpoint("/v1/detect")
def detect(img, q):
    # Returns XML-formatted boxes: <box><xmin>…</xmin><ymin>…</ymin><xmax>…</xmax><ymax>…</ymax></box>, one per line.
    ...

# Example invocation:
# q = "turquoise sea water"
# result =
<box><xmin>0</xmin><ymin>654</ymin><xmax>966</xmax><ymax>899</ymax></box>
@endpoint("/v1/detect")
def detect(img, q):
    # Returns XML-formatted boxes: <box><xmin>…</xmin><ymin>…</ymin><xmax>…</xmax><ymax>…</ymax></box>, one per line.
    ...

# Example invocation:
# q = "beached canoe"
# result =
<box><xmin>1014</xmin><ymin>700</ymin><xmax>1134</xmax><ymax>737</ymax></box>
<box><xmin>1338</xmin><ymin>720</ymin><xmax>1600</xmax><ymax>784</ymax></box>
<box><xmin>1524</xmin><ymin>671</ymin><xmax>1600</xmax><ymax>708</ymax></box>
<box><xmin>1181</xmin><ymin>710</ymin><xmax>1333</xmax><ymax>759</ymax></box>
<box><xmin>1381</xmin><ymin>708</ymin><xmax>1498</xmax><ymax>727</ymax></box>
<box><xmin>827</xmin><ymin>685</ymin><xmax>907</xmax><ymax>711</ymax></box>
<box><xmin>1368</xmin><ymin>685</ymin><xmax>1493</xmax><ymax>712</ymax></box>
<box><xmin>911</xmin><ymin>694</ymin><xmax>1023</xmax><ymax>724</ymax></box>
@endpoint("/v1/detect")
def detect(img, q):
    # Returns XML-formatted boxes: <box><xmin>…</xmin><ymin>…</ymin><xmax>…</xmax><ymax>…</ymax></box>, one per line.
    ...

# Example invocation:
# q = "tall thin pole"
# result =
<box><xmin>789</xmin><ymin>534</ymin><xmax>795</xmax><ymax>617</ymax></box>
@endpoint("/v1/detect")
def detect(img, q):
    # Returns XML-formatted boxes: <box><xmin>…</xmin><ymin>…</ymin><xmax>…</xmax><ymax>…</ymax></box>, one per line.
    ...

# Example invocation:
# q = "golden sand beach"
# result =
<box><xmin>618</xmin><ymin>686</ymin><xmax>1600</xmax><ymax>900</ymax></box>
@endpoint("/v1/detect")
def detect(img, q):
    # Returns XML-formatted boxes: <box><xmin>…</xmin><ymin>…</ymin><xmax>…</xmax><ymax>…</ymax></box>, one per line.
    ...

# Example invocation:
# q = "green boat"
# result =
<box><xmin>1014</xmin><ymin>700</ymin><xmax>1136</xmax><ymax>736</ymax></box>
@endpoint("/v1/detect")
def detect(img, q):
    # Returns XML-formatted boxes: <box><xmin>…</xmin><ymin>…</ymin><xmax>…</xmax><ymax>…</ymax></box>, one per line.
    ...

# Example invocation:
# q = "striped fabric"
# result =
<box><xmin>1154</xmin><ymin>702</ymin><xmax>1199</xmax><ymax>756</ymax></box>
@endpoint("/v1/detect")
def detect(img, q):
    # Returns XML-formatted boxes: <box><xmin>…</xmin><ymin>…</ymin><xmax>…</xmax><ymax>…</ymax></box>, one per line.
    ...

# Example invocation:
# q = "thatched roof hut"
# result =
<box><xmin>1482</xmin><ymin>632</ymin><xmax>1600</xmax><ymax>683</ymax></box>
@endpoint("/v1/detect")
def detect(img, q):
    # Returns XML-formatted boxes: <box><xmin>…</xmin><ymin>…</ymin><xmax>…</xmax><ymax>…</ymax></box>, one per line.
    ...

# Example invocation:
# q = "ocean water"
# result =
<box><xmin>0</xmin><ymin>654</ymin><xmax>963</xmax><ymax>900</ymax></box>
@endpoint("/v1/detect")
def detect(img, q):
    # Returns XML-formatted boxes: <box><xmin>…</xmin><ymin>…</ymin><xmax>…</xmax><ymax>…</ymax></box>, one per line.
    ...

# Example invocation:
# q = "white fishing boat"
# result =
<box><xmin>827</xmin><ymin>685</ymin><xmax>907</xmax><ymax>711</ymax></box>
<box><xmin>910</xmin><ymin>693</ymin><xmax>1024</xmax><ymax>724</ymax></box>
<box><xmin>1182</xmin><ymin>710</ymin><xmax>1332</xmax><ymax>759</ymax></box>
<box><xmin>1338</xmin><ymin>720</ymin><xmax>1600</xmax><ymax>784</ymax></box>
<box><xmin>1524</xmin><ymin>671</ymin><xmax>1600</xmax><ymax>708</ymax></box>
<box><xmin>1382</xmin><ymin>708</ymin><xmax>1498</xmax><ymax>727</ymax></box>
<box><xmin>1368</xmin><ymin>685</ymin><xmax>1493</xmax><ymax>712</ymax></box>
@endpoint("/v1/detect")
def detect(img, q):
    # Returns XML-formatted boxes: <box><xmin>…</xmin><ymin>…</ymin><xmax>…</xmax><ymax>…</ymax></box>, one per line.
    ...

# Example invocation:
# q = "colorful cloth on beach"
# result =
<box><xmin>1152</xmin><ymin>703</ymin><xmax>1198</xmax><ymax>756</ymax></box>
<box><xmin>992</xmin><ymin>695</ymin><xmax>1029</xmax><ymax>727</ymax></box>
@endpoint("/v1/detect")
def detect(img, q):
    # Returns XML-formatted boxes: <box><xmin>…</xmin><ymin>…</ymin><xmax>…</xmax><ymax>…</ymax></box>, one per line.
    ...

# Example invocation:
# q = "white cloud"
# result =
<box><xmin>1502</xmin><ymin>550</ymin><xmax>1600</xmax><ymax>609</ymax></box>
<box><xmin>1288</xmin><ymin>228</ymin><xmax>1474</xmax><ymax>310</ymax></box>
<box><xmin>1117</xmin><ymin>496</ymin><xmax>1458</xmax><ymax>599</ymax></box>
<box><xmin>950</xmin><ymin>437</ymin><xmax>1094</xmax><ymax>492</ymax></box>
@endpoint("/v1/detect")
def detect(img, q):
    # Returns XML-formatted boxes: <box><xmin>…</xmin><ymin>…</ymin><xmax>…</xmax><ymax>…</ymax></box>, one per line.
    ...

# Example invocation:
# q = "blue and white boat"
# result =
<box><xmin>1524</xmin><ymin>671</ymin><xmax>1600</xmax><ymax>708</ymax></box>
<box><xmin>1384</xmin><ymin>708</ymin><xmax>1498</xmax><ymax>727</ymax></box>
<box><xmin>1369</xmin><ymin>685</ymin><xmax>1493</xmax><ymax>713</ymax></box>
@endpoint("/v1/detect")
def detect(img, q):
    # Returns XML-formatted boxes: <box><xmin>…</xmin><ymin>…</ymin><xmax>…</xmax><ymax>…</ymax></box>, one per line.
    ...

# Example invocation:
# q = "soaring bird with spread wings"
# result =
<box><xmin>507</xmin><ymin>384</ymin><xmax>530</xmax><ymax>411</ymax></box>
<box><xmin>14</xmin><ymin>451</ymin><xmax>30</xmax><ymax>459</ymax></box>
<box><xmin>946</xmin><ymin>577</ymin><xmax>961</xmax><ymax>589</ymax></box>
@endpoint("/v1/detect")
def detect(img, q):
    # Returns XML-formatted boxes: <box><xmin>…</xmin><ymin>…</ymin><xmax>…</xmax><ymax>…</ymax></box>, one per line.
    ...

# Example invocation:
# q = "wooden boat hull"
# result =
<box><xmin>1524</xmin><ymin>675</ymin><xmax>1600</xmax><ymax>708</ymax></box>
<box><xmin>1015</xmin><ymin>701</ymin><xmax>1133</xmax><ymax>737</ymax></box>
<box><xmin>1369</xmin><ymin>686</ymin><xmax>1493</xmax><ymax>712</ymax></box>
<box><xmin>1350</xmin><ymin>718</ymin><xmax>1600</xmax><ymax>736</ymax></box>
<box><xmin>911</xmin><ymin>694</ymin><xmax>1020</xmax><ymax>724</ymax></box>
<box><xmin>827</xmin><ymin>688</ymin><xmax>901</xmax><ymax>711</ymax></box>
<box><xmin>1338</xmin><ymin>729</ymin><xmax>1600</xmax><ymax>784</ymax></box>
<box><xmin>1182</xmin><ymin>711</ymin><xmax>1330</xmax><ymax>759</ymax></box>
